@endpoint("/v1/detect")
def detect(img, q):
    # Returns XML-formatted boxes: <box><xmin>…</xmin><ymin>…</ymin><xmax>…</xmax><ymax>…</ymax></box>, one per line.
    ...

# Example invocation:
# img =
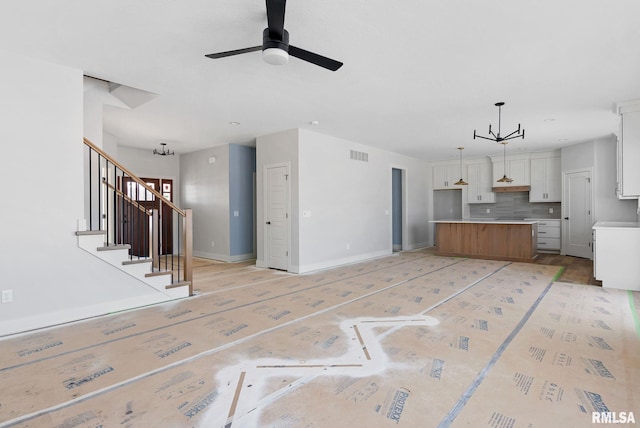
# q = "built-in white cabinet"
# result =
<box><xmin>617</xmin><ymin>107</ymin><xmax>640</xmax><ymax>199</ymax></box>
<box><xmin>467</xmin><ymin>162</ymin><xmax>495</xmax><ymax>204</ymax></box>
<box><xmin>433</xmin><ymin>163</ymin><xmax>465</xmax><ymax>189</ymax></box>
<box><xmin>593</xmin><ymin>222</ymin><xmax>640</xmax><ymax>290</ymax></box>
<box><xmin>489</xmin><ymin>153</ymin><xmax>530</xmax><ymax>187</ymax></box>
<box><xmin>529</xmin><ymin>153</ymin><xmax>561</xmax><ymax>202</ymax></box>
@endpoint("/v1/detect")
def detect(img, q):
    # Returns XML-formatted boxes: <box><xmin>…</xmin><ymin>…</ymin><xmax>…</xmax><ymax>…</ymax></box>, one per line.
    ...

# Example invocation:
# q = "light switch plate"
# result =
<box><xmin>1</xmin><ymin>290</ymin><xmax>13</xmax><ymax>303</ymax></box>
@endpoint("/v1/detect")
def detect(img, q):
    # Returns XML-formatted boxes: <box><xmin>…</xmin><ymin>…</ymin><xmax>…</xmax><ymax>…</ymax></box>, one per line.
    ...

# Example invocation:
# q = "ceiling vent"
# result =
<box><xmin>350</xmin><ymin>150</ymin><xmax>369</xmax><ymax>162</ymax></box>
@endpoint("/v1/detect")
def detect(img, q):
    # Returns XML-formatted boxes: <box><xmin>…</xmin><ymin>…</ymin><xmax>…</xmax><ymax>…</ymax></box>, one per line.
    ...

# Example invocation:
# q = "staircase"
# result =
<box><xmin>79</xmin><ymin>138</ymin><xmax>193</xmax><ymax>299</ymax></box>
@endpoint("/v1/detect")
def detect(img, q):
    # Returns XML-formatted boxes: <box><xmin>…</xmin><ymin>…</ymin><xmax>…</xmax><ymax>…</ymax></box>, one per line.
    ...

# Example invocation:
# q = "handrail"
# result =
<box><xmin>102</xmin><ymin>179</ymin><xmax>152</xmax><ymax>215</ymax></box>
<box><xmin>83</xmin><ymin>138</ymin><xmax>186</xmax><ymax>217</ymax></box>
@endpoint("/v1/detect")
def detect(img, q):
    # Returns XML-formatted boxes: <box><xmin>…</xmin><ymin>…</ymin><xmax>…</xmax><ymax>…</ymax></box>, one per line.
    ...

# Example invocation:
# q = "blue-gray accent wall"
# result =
<box><xmin>229</xmin><ymin>144</ymin><xmax>256</xmax><ymax>257</ymax></box>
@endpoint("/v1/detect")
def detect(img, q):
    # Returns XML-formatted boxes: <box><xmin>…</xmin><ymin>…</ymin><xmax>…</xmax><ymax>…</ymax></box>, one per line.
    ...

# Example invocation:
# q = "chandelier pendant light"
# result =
<box><xmin>473</xmin><ymin>102</ymin><xmax>525</xmax><ymax>143</ymax></box>
<box><xmin>454</xmin><ymin>147</ymin><xmax>468</xmax><ymax>185</ymax></box>
<box><xmin>474</xmin><ymin>102</ymin><xmax>523</xmax><ymax>183</ymax></box>
<box><xmin>496</xmin><ymin>141</ymin><xmax>514</xmax><ymax>183</ymax></box>
<box><xmin>153</xmin><ymin>143</ymin><xmax>174</xmax><ymax>156</ymax></box>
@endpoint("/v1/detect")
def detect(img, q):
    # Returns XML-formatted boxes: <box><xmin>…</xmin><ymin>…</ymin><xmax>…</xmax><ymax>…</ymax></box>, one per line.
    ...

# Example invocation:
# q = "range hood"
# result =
<box><xmin>492</xmin><ymin>186</ymin><xmax>530</xmax><ymax>193</ymax></box>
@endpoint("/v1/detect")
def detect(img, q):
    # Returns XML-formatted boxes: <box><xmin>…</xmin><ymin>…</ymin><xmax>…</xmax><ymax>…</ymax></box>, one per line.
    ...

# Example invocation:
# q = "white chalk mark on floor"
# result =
<box><xmin>201</xmin><ymin>316</ymin><xmax>439</xmax><ymax>427</ymax></box>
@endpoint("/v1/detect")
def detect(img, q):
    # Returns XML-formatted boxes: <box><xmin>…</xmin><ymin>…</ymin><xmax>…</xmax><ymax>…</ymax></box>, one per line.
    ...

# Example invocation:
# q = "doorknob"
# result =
<box><xmin>266</xmin><ymin>221</ymin><xmax>271</xmax><ymax>225</ymax></box>
<box><xmin>564</xmin><ymin>217</ymin><xmax>569</xmax><ymax>220</ymax></box>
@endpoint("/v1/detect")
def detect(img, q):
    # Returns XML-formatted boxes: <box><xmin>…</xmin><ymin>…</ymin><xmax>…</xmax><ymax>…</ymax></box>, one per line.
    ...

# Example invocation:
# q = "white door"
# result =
<box><xmin>265</xmin><ymin>165</ymin><xmax>289</xmax><ymax>270</ymax></box>
<box><xmin>562</xmin><ymin>170</ymin><xmax>593</xmax><ymax>258</ymax></box>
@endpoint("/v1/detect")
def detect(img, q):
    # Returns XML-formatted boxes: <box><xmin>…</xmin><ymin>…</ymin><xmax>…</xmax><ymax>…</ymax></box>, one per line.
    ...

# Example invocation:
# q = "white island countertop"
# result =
<box><xmin>593</xmin><ymin>221</ymin><xmax>640</xmax><ymax>229</ymax></box>
<box><xmin>430</xmin><ymin>219</ymin><xmax>539</xmax><ymax>225</ymax></box>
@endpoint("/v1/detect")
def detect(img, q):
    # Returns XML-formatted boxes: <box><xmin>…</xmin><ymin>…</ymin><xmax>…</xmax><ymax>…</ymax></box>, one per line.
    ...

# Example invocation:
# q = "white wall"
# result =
<box><xmin>256</xmin><ymin>128</ymin><xmax>429</xmax><ymax>274</ymax></box>
<box><xmin>256</xmin><ymin>129</ymin><xmax>300</xmax><ymax>268</ymax></box>
<box><xmin>594</xmin><ymin>136</ymin><xmax>638</xmax><ymax>221</ymax></box>
<box><xmin>82</xmin><ymin>77</ymin><xmax>128</xmax><ymax>156</ymax></box>
<box><xmin>563</xmin><ymin>137</ymin><xmax>637</xmax><ymax>223</ymax></box>
<box><xmin>180</xmin><ymin>145</ymin><xmax>231</xmax><ymax>260</ymax></box>
<box><xmin>0</xmin><ymin>51</ymin><xmax>169</xmax><ymax>336</ymax></box>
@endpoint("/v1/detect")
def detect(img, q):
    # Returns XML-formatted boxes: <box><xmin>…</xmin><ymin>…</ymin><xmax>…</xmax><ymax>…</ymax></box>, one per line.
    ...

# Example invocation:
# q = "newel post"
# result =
<box><xmin>151</xmin><ymin>209</ymin><xmax>159</xmax><ymax>271</ymax></box>
<box><xmin>183</xmin><ymin>209</ymin><xmax>193</xmax><ymax>295</ymax></box>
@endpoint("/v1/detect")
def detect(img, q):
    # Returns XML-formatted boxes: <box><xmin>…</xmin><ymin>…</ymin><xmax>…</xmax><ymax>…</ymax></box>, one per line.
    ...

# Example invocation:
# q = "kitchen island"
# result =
<box><xmin>431</xmin><ymin>219</ymin><xmax>538</xmax><ymax>263</ymax></box>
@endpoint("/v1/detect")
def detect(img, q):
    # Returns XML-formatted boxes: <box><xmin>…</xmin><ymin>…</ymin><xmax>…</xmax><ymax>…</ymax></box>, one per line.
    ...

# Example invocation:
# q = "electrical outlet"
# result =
<box><xmin>549</xmin><ymin>208</ymin><xmax>554</xmax><ymax>213</ymax></box>
<box><xmin>346</xmin><ymin>243</ymin><xmax>350</xmax><ymax>250</ymax></box>
<box><xmin>1</xmin><ymin>289</ymin><xmax>13</xmax><ymax>303</ymax></box>
<box><xmin>211</xmin><ymin>241</ymin><xmax>215</xmax><ymax>248</ymax></box>
<box><xmin>486</xmin><ymin>208</ymin><xmax>491</xmax><ymax>214</ymax></box>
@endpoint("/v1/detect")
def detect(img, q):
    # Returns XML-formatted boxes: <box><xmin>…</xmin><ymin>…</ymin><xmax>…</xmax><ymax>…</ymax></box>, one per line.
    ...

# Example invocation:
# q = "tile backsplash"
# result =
<box><xmin>469</xmin><ymin>192</ymin><xmax>561</xmax><ymax>219</ymax></box>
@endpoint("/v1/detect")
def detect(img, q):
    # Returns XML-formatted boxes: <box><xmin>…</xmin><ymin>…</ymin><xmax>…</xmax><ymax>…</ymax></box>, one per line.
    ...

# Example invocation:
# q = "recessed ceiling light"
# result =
<box><xmin>309</xmin><ymin>120</ymin><xmax>319</xmax><ymax>126</ymax></box>
<box><xmin>544</xmin><ymin>118</ymin><xmax>556</xmax><ymax>123</ymax></box>
<box><xmin>229</xmin><ymin>121</ymin><xmax>240</xmax><ymax>125</ymax></box>
<box><xmin>557</xmin><ymin>138</ymin><xmax>569</xmax><ymax>142</ymax></box>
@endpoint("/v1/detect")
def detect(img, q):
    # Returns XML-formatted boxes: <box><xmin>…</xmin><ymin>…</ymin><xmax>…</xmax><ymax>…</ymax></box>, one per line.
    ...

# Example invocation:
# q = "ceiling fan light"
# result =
<box><xmin>262</xmin><ymin>48</ymin><xmax>289</xmax><ymax>65</ymax></box>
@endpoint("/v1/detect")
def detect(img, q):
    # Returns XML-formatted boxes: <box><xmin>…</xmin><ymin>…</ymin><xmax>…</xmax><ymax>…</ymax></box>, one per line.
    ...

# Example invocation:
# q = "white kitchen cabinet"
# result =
<box><xmin>467</xmin><ymin>162</ymin><xmax>495</xmax><ymax>203</ymax></box>
<box><xmin>593</xmin><ymin>222</ymin><xmax>640</xmax><ymax>290</ymax></box>
<box><xmin>529</xmin><ymin>154</ymin><xmax>561</xmax><ymax>202</ymax></box>
<box><xmin>530</xmin><ymin>219</ymin><xmax>561</xmax><ymax>251</ymax></box>
<box><xmin>617</xmin><ymin>109</ymin><xmax>640</xmax><ymax>198</ymax></box>
<box><xmin>433</xmin><ymin>163</ymin><xmax>465</xmax><ymax>189</ymax></box>
<box><xmin>490</xmin><ymin>153</ymin><xmax>530</xmax><ymax>187</ymax></box>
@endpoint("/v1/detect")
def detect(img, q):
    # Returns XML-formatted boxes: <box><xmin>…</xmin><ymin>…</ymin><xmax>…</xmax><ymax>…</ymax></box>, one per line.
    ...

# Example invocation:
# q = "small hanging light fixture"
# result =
<box><xmin>153</xmin><ymin>143</ymin><xmax>174</xmax><ymax>156</ymax></box>
<box><xmin>496</xmin><ymin>141</ymin><xmax>514</xmax><ymax>183</ymax></box>
<box><xmin>454</xmin><ymin>147</ymin><xmax>468</xmax><ymax>186</ymax></box>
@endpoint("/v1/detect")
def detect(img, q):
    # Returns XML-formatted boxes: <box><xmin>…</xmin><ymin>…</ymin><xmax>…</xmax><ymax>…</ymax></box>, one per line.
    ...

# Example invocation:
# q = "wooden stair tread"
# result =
<box><xmin>97</xmin><ymin>244</ymin><xmax>131</xmax><ymax>251</ymax></box>
<box><xmin>122</xmin><ymin>259</ymin><xmax>153</xmax><ymax>265</ymax></box>
<box><xmin>75</xmin><ymin>230</ymin><xmax>107</xmax><ymax>236</ymax></box>
<box><xmin>145</xmin><ymin>270</ymin><xmax>173</xmax><ymax>278</ymax></box>
<box><xmin>165</xmin><ymin>281</ymin><xmax>191</xmax><ymax>290</ymax></box>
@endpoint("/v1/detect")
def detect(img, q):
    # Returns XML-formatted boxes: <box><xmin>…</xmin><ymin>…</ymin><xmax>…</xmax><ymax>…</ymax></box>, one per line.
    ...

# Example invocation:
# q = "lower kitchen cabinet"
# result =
<box><xmin>526</xmin><ymin>219</ymin><xmax>561</xmax><ymax>251</ymax></box>
<box><xmin>593</xmin><ymin>221</ymin><xmax>640</xmax><ymax>291</ymax></box>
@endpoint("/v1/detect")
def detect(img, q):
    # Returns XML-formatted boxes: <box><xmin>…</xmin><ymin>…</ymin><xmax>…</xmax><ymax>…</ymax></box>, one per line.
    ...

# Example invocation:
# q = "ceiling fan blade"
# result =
<box><xmin>266</xmin><ymin>0</ymin><xmax>286</xmax><ymax>40</ymax></box>
<box><xmin>205</xmin><ymin>46</ymin><xmax>262</xmax><ymax>59</ymax></box>
<box><xmin>288</xmin><ymin>45</ymin><xmax>343</xmax><ymax>71</ymax></box>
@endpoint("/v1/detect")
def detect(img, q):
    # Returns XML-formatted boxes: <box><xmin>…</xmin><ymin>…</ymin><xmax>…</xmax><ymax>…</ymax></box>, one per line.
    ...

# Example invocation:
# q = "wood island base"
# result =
<box><xmin>433</xmin><ymin>221</ymin><xmax>538</xmax><ymax>263</ymax></box>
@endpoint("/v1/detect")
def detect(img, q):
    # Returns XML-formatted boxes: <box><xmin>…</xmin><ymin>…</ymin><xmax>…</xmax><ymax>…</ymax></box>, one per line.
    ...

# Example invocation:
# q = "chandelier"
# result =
<box><xmin>153</xmin><ymin>143</ymin><xmax>174</xmax><ymax>156</ymax></box>
<box><xmin>474</xmin><ymin>102</ymin><xmax>524</xmax><ymax>183</ymax></box>
<box><xmin>473</xmin><ymin>102</ymin><xmax>525</xmax><ymax>143</ymax></box>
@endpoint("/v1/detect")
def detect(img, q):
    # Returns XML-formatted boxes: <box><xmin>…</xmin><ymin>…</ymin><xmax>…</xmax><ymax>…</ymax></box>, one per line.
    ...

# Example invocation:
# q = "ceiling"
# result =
<box><xmin>2</xmin><ymin>0</ymin><xmax>640</xmax><ymax>161</ymax></box>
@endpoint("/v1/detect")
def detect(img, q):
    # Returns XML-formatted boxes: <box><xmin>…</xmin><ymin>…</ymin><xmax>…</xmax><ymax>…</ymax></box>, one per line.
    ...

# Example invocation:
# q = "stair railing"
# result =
<box><xmin>83</xmin><ymin>138</ymin><xmax>193</xmax><ymax>295</ymax></box>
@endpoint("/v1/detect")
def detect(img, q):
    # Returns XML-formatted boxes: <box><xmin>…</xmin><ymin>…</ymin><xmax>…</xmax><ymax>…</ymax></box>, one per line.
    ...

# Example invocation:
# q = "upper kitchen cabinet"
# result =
<box><xmin>616</xmin><ymin>102</ymin><xmax>640</xmax><ymax>199</ymax></box>
<box><xmin>467</xmin><ymin>161</ymin><xmax>495</xmax><ymax>203</ymax></box>
<box><xmin>489</xmin><ymin>153</ymin><xmax>530</xmax><ymax>187</ymax></box>
<box><xmin>433</xmin><ymin>163</ymin><xmax>465</xmax><ymax>189</ymax></box>
<box><xmin>529</xmin><ymin>151</ymin><xmax>561</xmax><ymax>202</ymax></box>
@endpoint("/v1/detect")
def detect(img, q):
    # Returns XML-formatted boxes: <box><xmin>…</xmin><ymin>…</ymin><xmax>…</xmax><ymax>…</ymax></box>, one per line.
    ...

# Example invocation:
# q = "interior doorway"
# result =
<box><xmin>392</xmin><ymin>168</ymin><xmax>403</xmax><ymax>251</ymax></box>
<box><xmin>562</xmin><ymin>169</ymin><xmax>593</xmax><ymax>259</ymax></box>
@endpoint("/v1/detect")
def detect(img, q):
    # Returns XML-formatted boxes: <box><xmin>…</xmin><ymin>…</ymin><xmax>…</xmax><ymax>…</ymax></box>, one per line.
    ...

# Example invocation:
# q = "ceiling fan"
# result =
<box><xmin>205</xmin><ymin>0</ymin><xmax>343</xmax><ymax>71</ymax></box>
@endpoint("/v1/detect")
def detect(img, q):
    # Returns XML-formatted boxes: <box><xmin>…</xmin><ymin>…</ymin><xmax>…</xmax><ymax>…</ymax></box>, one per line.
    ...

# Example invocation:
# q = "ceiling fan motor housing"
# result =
<box><xmin>262</xmin><ymin>28</ymin><xmax>290</xmax><ymax>65</ymax></box>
